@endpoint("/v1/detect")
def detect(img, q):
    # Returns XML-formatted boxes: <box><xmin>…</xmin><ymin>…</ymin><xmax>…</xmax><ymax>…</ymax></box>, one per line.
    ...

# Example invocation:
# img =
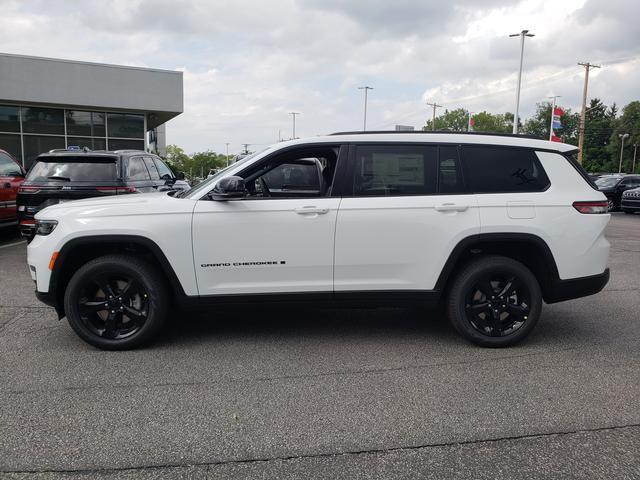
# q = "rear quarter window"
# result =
<box><xmin>25</xmin><ymin>156</ymin><xmax>118</xmax><ymax>182</ymax></box>
<box><xmin>461</xmin><ymin>146</ymin><xmax>550</xmax><ymax>193</ymax></box>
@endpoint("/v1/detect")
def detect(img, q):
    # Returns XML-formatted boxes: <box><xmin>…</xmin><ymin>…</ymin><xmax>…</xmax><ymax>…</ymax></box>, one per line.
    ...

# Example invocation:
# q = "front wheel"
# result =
<box><xmin>447</xmin><ymin>255</ymin><xmax>542</xmax><ymax>347</ymax></box>
<box><xmin>64</xmin><ymin>254</ymin><xmax>169</xmax><ymax>350</ymax></box>
<box><xmin>607</xmin><ymin>198</ymin><xmax>616</xmax><ymax>212</ymax></box>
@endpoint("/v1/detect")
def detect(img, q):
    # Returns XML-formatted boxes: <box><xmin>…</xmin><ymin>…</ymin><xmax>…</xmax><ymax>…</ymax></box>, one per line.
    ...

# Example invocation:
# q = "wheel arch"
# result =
<box><xmin>50</xmin><ymin>235</ymin><xmax>186</xmax><ymax>317</ymax></box>
<box><xmin>435</xmin><ymin>233</ymin><xmax>560</xmax><ymax>304</ymax></box>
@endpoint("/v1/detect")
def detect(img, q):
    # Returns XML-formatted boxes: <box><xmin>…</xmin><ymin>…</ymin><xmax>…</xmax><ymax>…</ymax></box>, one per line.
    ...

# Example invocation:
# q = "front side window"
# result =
<box><xmin>352</xmin><ymin>145</ymin><xmax>437</xmax><ymax>197</ymax></box>
<box><xmin>154</xmin><ymin>157</ymin><xmax>174</xmax><ymax>180</ymax></box>
<box><xmin>242</xmin><ymin>146</ymin><xmax>338</xmax><ymax>199</ymax></box>
<box><xmin>461</xmin><ymin>146</ymin><xmax>550</xmax><ymax>193</ymax></box>
<box><xmin>127</xmin><ymin>157</ymin><xmax>151</xmax><ymax>181</ymax></box>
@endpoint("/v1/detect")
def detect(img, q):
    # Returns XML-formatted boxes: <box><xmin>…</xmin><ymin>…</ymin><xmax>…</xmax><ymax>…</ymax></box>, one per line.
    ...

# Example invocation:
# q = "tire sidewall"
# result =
<box><xmin>64</xmin><ymin>256</ymin><xmax>167</xmax><ymax>350</ymax></box>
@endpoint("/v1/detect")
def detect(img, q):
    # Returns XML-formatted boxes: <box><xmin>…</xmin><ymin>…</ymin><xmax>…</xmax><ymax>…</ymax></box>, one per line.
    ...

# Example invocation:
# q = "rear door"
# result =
<box><xmin>334</xmin><ymin>143</ymin><xmax>480</xmax><ymax>293</ymax></box>
<box><xmin>0</xmin><ymin>152</ymin><xmax>24</xmax><ymax>222</ymax></box>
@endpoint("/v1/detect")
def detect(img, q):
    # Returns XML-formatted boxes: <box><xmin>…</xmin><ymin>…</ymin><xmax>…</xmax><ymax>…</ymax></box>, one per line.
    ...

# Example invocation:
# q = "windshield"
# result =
<box><xmin>595</xmin><ymin>176</ymin><xmax>621</xmax><ymax>188</ymax></box>
<box><xmin>177</xmin><ymin>149</ymin><xmax>268</xmax><ymax>198</ymax></box>
<box><xmin>26</xmin><ymin>156</ymin><xmax>118</xmax><ymax>182</ymax></box>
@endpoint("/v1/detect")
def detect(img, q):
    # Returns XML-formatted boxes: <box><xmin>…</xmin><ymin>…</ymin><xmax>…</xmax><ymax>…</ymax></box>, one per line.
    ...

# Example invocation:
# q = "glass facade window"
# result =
<box><xmin>66</xmin><ymin>111</ymin><xmax>106</xmax><ymax>137</ymax></box>
<box><xmin>21</xmin><ymin>107</ymin><xmax>65</xmax><ymax>135</ymax></box>
<box><xmin>0</xmin><ymin>105</ymin><xmax>21</xmax><ymax>132</ymax></box>
<box><xmin>67</xmin><ymin>137</ymin><xmax>106</xmax><ymax>151</ymax></box>
<box><xmin>107</xmin><ymin>113</ymin><xmax>144</xmax><ymax>139</ymax></box>
<box><xmin>0</xmin><ymin>134</ymin><xmax>22</xmax><ymax>163</ymax></box>
<box><xmin>108</xmin><ymin>139</ymin><xmax>144</xmax><ymax>151</ymax></box>
<box><xmin>23</xmin><ymin>135</ymin><xmax>65</xmax><ymax>169</ymax></box>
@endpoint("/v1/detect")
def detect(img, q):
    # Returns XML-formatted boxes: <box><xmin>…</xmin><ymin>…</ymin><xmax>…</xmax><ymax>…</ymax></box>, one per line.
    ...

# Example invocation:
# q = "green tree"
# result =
<box><xmin>470</xmin><ymin>111</ymin><xmax>513</xmax><ymax>133</ymax></box>
<box><xmin>582</xmin><ymin>99</ymin><xmax>616</xmax><ymax>172</ymax></box>
<box><xmin>423</xmin><ymin>108</ymin><xmax>469</xmax><ymax>131</ymax></box>
<box><xmin>608</xmin><ymin>101</ymin><xmax>640</xmax><ymax>173</ymax></box>
<box><xmin>162</xmin><ymin>145</ymin><xmax>191</xmax><ymax>172</ymax></box>
<box><xmin>187</xmin><ymin>150</ymin><xmax>228</xmax><ymax>178</ymax></box>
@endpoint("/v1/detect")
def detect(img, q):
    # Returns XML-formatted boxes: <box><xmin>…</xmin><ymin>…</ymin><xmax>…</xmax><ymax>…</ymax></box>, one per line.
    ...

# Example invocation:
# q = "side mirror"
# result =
<box><xmin>210</xmin><ymin>176</ymin><xmax>246</xmax><ymax>201</ymax></box>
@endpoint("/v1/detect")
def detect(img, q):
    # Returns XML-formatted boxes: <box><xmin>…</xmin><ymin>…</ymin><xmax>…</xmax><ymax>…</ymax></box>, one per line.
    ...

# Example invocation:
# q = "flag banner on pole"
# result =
<box><xmin>550</xmin><ymin>106</ymin><xmax>564</xmax><ymax>142</ymax></box>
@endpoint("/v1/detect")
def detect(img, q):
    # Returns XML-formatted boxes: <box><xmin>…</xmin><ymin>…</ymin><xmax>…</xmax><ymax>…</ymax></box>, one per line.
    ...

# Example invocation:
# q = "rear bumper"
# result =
<box><xmin>544</xmin><ymin>268</ymin><xmax>609</xmax><ymax>304</ymax></box>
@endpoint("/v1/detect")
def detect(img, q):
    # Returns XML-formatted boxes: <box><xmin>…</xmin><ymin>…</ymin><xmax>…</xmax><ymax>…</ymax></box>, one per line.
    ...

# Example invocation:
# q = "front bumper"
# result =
<box><xmin>544</xmin><ymin>268</ymin><xmax>610</xmax><ymax>304</ymax></box>
<box><xmin>35</xmin><ymin>290</ymin><xmax>64</xmax><ymax>319</ymax></box>
<box><xmin>621</xmin><ymin>197</ymin><xmax>640</xmax><ymax>211</ymax></box>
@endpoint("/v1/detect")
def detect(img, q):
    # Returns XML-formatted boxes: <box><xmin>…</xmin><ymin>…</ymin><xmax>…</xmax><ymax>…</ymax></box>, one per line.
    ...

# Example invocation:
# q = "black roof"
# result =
<box><xmin>329</xmin><ymin>130</ymin><xmax>544</xmax><ymax>140</ymax></box>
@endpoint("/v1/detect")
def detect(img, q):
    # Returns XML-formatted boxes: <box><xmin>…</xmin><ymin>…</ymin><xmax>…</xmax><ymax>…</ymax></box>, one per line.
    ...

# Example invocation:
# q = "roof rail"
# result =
<box><xmin>329</xmin><ymin>130</ymin><xmax>544</xmax><ymax>140</ymax></box>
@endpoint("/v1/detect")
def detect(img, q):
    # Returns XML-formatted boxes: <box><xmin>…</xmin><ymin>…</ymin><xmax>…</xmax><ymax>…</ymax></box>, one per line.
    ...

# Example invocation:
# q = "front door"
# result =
<box><xmin>0</xmin><ymin>152</ymin><xmax>23</xmax><ymax>222</ymax></box>
<box><xmin>192</xmin><ymin>145</ymin><xmax>345</xmax><ymax>296</ymax></box>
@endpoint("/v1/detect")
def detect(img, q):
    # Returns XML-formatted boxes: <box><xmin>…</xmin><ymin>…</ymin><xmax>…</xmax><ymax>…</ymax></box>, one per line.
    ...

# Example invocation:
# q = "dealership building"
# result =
<box><xmin>0</xmin><ymin>53</ymin><xmax>183</xmax><ymax>168</ymax></box>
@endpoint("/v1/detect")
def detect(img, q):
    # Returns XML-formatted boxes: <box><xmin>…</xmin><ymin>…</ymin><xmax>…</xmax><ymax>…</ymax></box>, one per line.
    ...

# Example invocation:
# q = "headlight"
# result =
<box><xmin>35</xmin><ymin>220</ymin><xmax>58</xmax><ymax>236</ymax></box>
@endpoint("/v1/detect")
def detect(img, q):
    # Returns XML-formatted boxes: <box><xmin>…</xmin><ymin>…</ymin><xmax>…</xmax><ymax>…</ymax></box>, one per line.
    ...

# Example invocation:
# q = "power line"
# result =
<box><xmin>426</xmin><ymin>102</ymin><xmax>443</xmax><ymax>131</ymax></box>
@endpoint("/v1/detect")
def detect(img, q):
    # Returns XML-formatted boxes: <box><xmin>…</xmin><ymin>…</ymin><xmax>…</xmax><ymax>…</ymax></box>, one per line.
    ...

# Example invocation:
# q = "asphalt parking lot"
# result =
<box><xmin>1</xmin><ymin>213</ymin><xmax>639</xmax><ymax>479</ymax></box>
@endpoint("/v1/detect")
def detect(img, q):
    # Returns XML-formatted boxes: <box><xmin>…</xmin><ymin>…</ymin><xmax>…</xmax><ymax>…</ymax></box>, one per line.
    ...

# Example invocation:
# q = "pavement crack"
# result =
<box><xmin>3</xmin><ymin>423</ymin><xmax>639</xmax><ymax>474</ymax></box>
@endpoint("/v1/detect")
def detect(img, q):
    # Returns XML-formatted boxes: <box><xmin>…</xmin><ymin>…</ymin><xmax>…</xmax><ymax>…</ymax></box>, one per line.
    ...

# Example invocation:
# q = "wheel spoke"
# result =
<box><xmin>466</xmin><ymin>302</ymin><xmax>489</xmax><ymax>315</ymax></box>
<box><xmin>79</xmin><ymin>300</ymin><xmax>107</xmax><ymax>315</ymax></box>
<box><xmin>477</xmin><ymin>279</ymin><xmax>495</xmax><ymax>299</ymax></box>
<box><xmin>496</xmin><ymin>277</ymin><xmax>519</xmax><ymax>298</ymax></box>
<box><xmin>489</xmin><ymin>308</ymin><xmax>502</xmax><ymax>336</ymax></box>
<box><xmin>94</xmin><ymin>275</ymin><xmax>116</xmax><ymax>299</ymax></box>
<box><xmin>102</xmin><ymin>311</ymin><xmax>119</xmax><ymax>338</ymax></box>
<box><xmin>123</xmin><ymin>305</ymin><xmax>146</xmax><ymax>325</ymax></box>
<box><xmin>118</xmin><ymin>279</ymin><xmax>138</xmax><ymax>302</ymax></box>
<box><xmin>505</xmin><ymin>303</ymin><xmax>529</xmax><ymax>317</ymax></box>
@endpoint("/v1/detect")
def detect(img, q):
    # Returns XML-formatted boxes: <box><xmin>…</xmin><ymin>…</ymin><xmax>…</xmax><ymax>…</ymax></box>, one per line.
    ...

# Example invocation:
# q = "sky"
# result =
<box><xmin>2</xmin><ymin>0</ymin><xmax>639</xmax><ymax>155</ymax></box>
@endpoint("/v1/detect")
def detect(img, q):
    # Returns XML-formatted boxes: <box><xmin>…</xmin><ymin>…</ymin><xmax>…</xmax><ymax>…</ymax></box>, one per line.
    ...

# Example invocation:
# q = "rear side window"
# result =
<box><xmin>154</xmin><ymin>158</ymin><xmax>174</xmax><ymax>180</ymax></box>
<box><xmin>352</xmin><ymin>145</ymin><xmax>437</xmax><ymax>196</ymax></box>
<box><xmin>438</xmin><ymin>146</ymin><xmax>465</xmax><ymax>193</ymax></box>
<box><xmin>25</xmin><ymin>156</ymin><xmax>117</xmax><ymax>182</ymax></box>
<box><xmin>127</xmin><ymin>157</ymin><xmax>151</xmax><ymax>181</ymax></box>
<box><xmin>461</xmin><ymin>146</ymin><xmax>550</xmax><ymax>193</ymax></box>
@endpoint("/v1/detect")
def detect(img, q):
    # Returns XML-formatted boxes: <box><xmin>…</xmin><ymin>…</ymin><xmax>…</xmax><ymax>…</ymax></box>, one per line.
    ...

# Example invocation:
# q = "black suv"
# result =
<box><xmin>595</xmin><ymin>174</ymin><xmax>640</xmax><ymax>211</ymax></box>
<box><xmin>18</xmin><ymin>149</ymin><xmax>176</xmax><ymax>239</ymax></box>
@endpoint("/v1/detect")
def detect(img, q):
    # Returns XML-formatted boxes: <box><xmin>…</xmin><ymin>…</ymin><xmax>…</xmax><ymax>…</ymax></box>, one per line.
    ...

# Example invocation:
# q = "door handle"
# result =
<box><xmin>294</xmin><ymin>206</ymin><xmax>329</xmax><ymax>215</ymax></box>
<box><xmin>435</xmin><ymin>203</ymin><xmax>469</xmax><ymax>212</ymax></box>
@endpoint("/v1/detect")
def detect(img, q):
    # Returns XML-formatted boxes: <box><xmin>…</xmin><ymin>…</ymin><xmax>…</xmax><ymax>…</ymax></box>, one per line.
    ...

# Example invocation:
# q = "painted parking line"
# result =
<box><xmin>0</xmin><ymin>241</ymin><xmax>26</xmax><ymax>250</ymax></box>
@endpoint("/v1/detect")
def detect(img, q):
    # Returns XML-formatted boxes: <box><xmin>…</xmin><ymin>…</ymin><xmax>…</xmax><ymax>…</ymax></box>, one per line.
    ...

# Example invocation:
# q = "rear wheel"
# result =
<box><xmin>64</xmin><ymin>254</ymin><xmax>169</xmax><ymax>350</ymax></box>
<box><xmin>447</xmin><ymin>255</ymin><xmax>542</xmax><ymax>347</ymax></box>
<box><xmin>607</xmin><ymin>198</ymin><xmax>616</xmax><ymax>212</ymax></box>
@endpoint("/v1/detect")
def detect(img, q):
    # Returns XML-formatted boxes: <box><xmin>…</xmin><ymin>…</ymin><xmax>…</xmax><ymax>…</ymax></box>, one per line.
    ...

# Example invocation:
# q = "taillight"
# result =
<box><xmin>572</xmin><ymin>201</ymin><xmax>609</xmax><ymax>214</ymax></box>
<box><xmin>19</xmin><ymin>186</ymin><xmax>41</xmax><ymax>194</ymax></box>
<box><xmin>95</xmin><ymin>186</ymin><xmax>138</xmax><ymax>194</ymax></box>
<box><xmin>20</xmin><ymin>219</ymin><xmax>35</xmax><ymax>225</ymax></box>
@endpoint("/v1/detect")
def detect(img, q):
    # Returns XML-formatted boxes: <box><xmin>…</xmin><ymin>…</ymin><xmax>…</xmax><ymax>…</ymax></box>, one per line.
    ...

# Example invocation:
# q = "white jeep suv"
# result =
<box><xmin>27</xmin><ymin>132</ymin><xmax>610</xmax><ymax>349</ymax></box>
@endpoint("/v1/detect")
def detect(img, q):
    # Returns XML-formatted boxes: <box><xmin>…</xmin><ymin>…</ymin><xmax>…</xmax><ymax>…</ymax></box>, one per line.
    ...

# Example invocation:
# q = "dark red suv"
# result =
<box><xmin>0</xmin><ymin>149</ymin><xmax>25</xmax><ymax>228</ymax></box>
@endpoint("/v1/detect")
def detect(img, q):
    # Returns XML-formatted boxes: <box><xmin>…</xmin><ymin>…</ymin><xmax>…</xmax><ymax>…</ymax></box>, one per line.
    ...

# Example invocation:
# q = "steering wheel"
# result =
<box><xmin>258</xmin><ymin>177</ymin><xmax>271</xmax><ymax>197</ymax></box>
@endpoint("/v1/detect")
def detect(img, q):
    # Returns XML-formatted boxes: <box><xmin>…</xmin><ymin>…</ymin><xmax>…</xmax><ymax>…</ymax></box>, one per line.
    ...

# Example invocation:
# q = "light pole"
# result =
<box><xmin>289</xmin><ymin>112</ymin><xmax>300</xmax><ymax>139</ymax></box>
<box><xmin>548</xmin><ymin>96</ymin><xmax>561</xmax><ymax>141</ymax></box>
<box><xmin>633</xmin><ymin>143</ymin><xmax>638</xmax><ymax>174</ymax></box>
<box><xmin>509</xmin><ymin>29</ymin><xmax>534</xmax><ymax>134</ymax></box>
<box><xmin>358</xmin><ymin>86</ymin><xmax>373</xmax><ymax>131</ymax></box>
<box><xmin>225</xmin><ymin>142</ymin><xmax>230</xmax><ymax>166</ymax></box>
<box><xmin>618</xmin><ymin>133</ymin><xmax>629</xmax><ymax>173</ymax></box>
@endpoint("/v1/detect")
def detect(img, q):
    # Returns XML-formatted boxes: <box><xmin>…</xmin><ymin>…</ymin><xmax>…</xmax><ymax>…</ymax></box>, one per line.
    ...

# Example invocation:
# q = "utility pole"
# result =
<box><xmin>225</xmin><ymin>142</ymin><xmax>230</xmax><ymax>166</ymax></box>
<box><xmin>577</xmin><ymin>62</ymin><xmax>601</xmax><ymax>163</ymax></box>
<box><xmin>509</xmin><ymin>29</ymin><xmax>534</xmax><ymax>134</ymax></box>
<box><xmin>467</xmin><ymin>111</ymin><xmax>474</xmax><ymax>132</ymax></box>
<box><xmin>548</xmin><ymin>95</ymin><xmax>561</xmax><ymax>141</ymax></box>
<box><xmin>618</xmin><ymin>133</ymin><xmax>629</xmax><ymax>173</ymax></box>
<box><xmin>289</xmin><ymin>112</ymin><xmax>300</xmax><ymax>139</ymax></box>
<box><xmin>633</xmin><ymin>144</ymin><xmax>638</xmax><ymax>174</ymax></box>
<box><xmin>358</xmin><ymin>86</ymin><xmax>373</xmax><ymax>131</ymax></box>
<box><xmin>426</xmin><ymin>102</ymin><xmax>442</xmax><ymax>131</ymax></box>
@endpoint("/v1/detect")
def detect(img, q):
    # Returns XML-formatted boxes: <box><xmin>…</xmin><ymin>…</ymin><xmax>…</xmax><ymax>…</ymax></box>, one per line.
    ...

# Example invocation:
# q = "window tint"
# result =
<box><xmin>261</xmin><ymin>161</ymin><xmax>321</xmax><ymax>193</ymax></box>
<box><xmin>21</xmin><ymin>107</ymin><xmax>65</xmax><ymax>135</ymax></box>
<box><xmin>154</xmin><ymin>158</ymin><xmax>174</xmax><ymax>179</ymax></box>
<box><xmin>352</xmin><ymin>145</ymin><xmax>437</xmax><ymax>196</ymax></box>
<box><xmin>107</xmin><ymin>113</ymin><xmax>144</xmax><ymax>139</ymax></box>
<box><xmin>438</xmin><ymin>146</ymin><xmax>465</xmax><ymax>193</ymax></box>
<box><xmin>143</xmin><ymin>156</ymin><xmax>160</xmax><ymax>180</ymax></box>
<box><xmin>0</xmin><ymin>105</ymin><xmax>20</xmax><ymax>132</ymax></box>
<box><xmin>107</xmin><ymin>139</ymin><xmax>144</xmax><ymax>151</ymax></box>
<box><xmin>461</xmin><ymin>147</ymin><xmax>549</xmax><ymax>193</ymax></box>
<box><xmin>25</xmin><ymin>157</ymin><xmax>117</xmax><ymax>182</ymax></box>
<box><xmin>0</xmin><ymin>152</ymin><xmax>21</xmax><ymax>175</ymax></box>
<box><xmin>127</xmin><ymin>157</ymin><xmax>151</xmax><ymax>181</ymax></box>
<box><xmin>23</xmin><ymin>135</ymin><xmax>65</xmax><ymax>169</ymax></box>
<box><xmin>0</xmin><ymin>134</ymin><xmax>22</xmax><ymax>165</ymax></box>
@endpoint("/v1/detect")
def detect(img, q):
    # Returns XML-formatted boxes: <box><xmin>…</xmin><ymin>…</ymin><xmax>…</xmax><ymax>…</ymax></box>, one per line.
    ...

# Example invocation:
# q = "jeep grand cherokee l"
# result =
<box><xmin>27</xmin><ymin>132</ymin><xmax>610</xmax><ymax>350</ymax></box>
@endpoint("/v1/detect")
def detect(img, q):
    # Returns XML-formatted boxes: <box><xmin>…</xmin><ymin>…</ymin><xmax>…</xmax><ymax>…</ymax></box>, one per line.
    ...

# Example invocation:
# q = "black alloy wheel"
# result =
<box><xmin>77</xmin><ymin>274</ymin><xmax>149</xmax><ymax>340</ymax></box>
<box><xmin>64</xmin><ymin>254</ymin><xmax>169</xmax><ymax>350</ymax></box>
<box><xmin>447</xmin><ymin>255</ymin><xmax>542</xmax><ymax>347</ymax></box>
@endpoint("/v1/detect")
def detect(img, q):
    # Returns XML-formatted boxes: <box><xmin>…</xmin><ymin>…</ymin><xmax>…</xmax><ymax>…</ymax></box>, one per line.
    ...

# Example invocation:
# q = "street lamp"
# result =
<box><xmin>509</xmin><ymin>29</ymin><xmax>535</xmax><ymax>134</ymax></box>
<box><xmin>618</xmin><ymin>133</ymin><xmax>629</xmax><ymax>173</ymax></box>
<box><xmin>289</xmin><ymin>112</ymin><xmax>300</xmax><ymax>139</ymax></box>
<box><xmin>358</xmin><ymin>86</ymin><xmax>373</xmax><ymax>131</ymax></box>
<box><xmin>633</xmin><ymin>143</ymin><xmax>638</xmax><ymax>174</ymax></box>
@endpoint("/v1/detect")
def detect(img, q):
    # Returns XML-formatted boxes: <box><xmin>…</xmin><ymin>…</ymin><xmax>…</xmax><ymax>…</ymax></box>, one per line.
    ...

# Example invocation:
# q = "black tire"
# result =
<box><xmin>64</xmin><ymin>254</ymin><xmax>169</xmax><ymax>350</ymax></box>
<box><xmin>447</xmin><ymin>255</ymin><xmax>542</xmax><ymax>347</ymax></box>
<box><xmin>607</xmin><ymin>198</ymin><xmax>617</xmax><ymax>212</ymax></box>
